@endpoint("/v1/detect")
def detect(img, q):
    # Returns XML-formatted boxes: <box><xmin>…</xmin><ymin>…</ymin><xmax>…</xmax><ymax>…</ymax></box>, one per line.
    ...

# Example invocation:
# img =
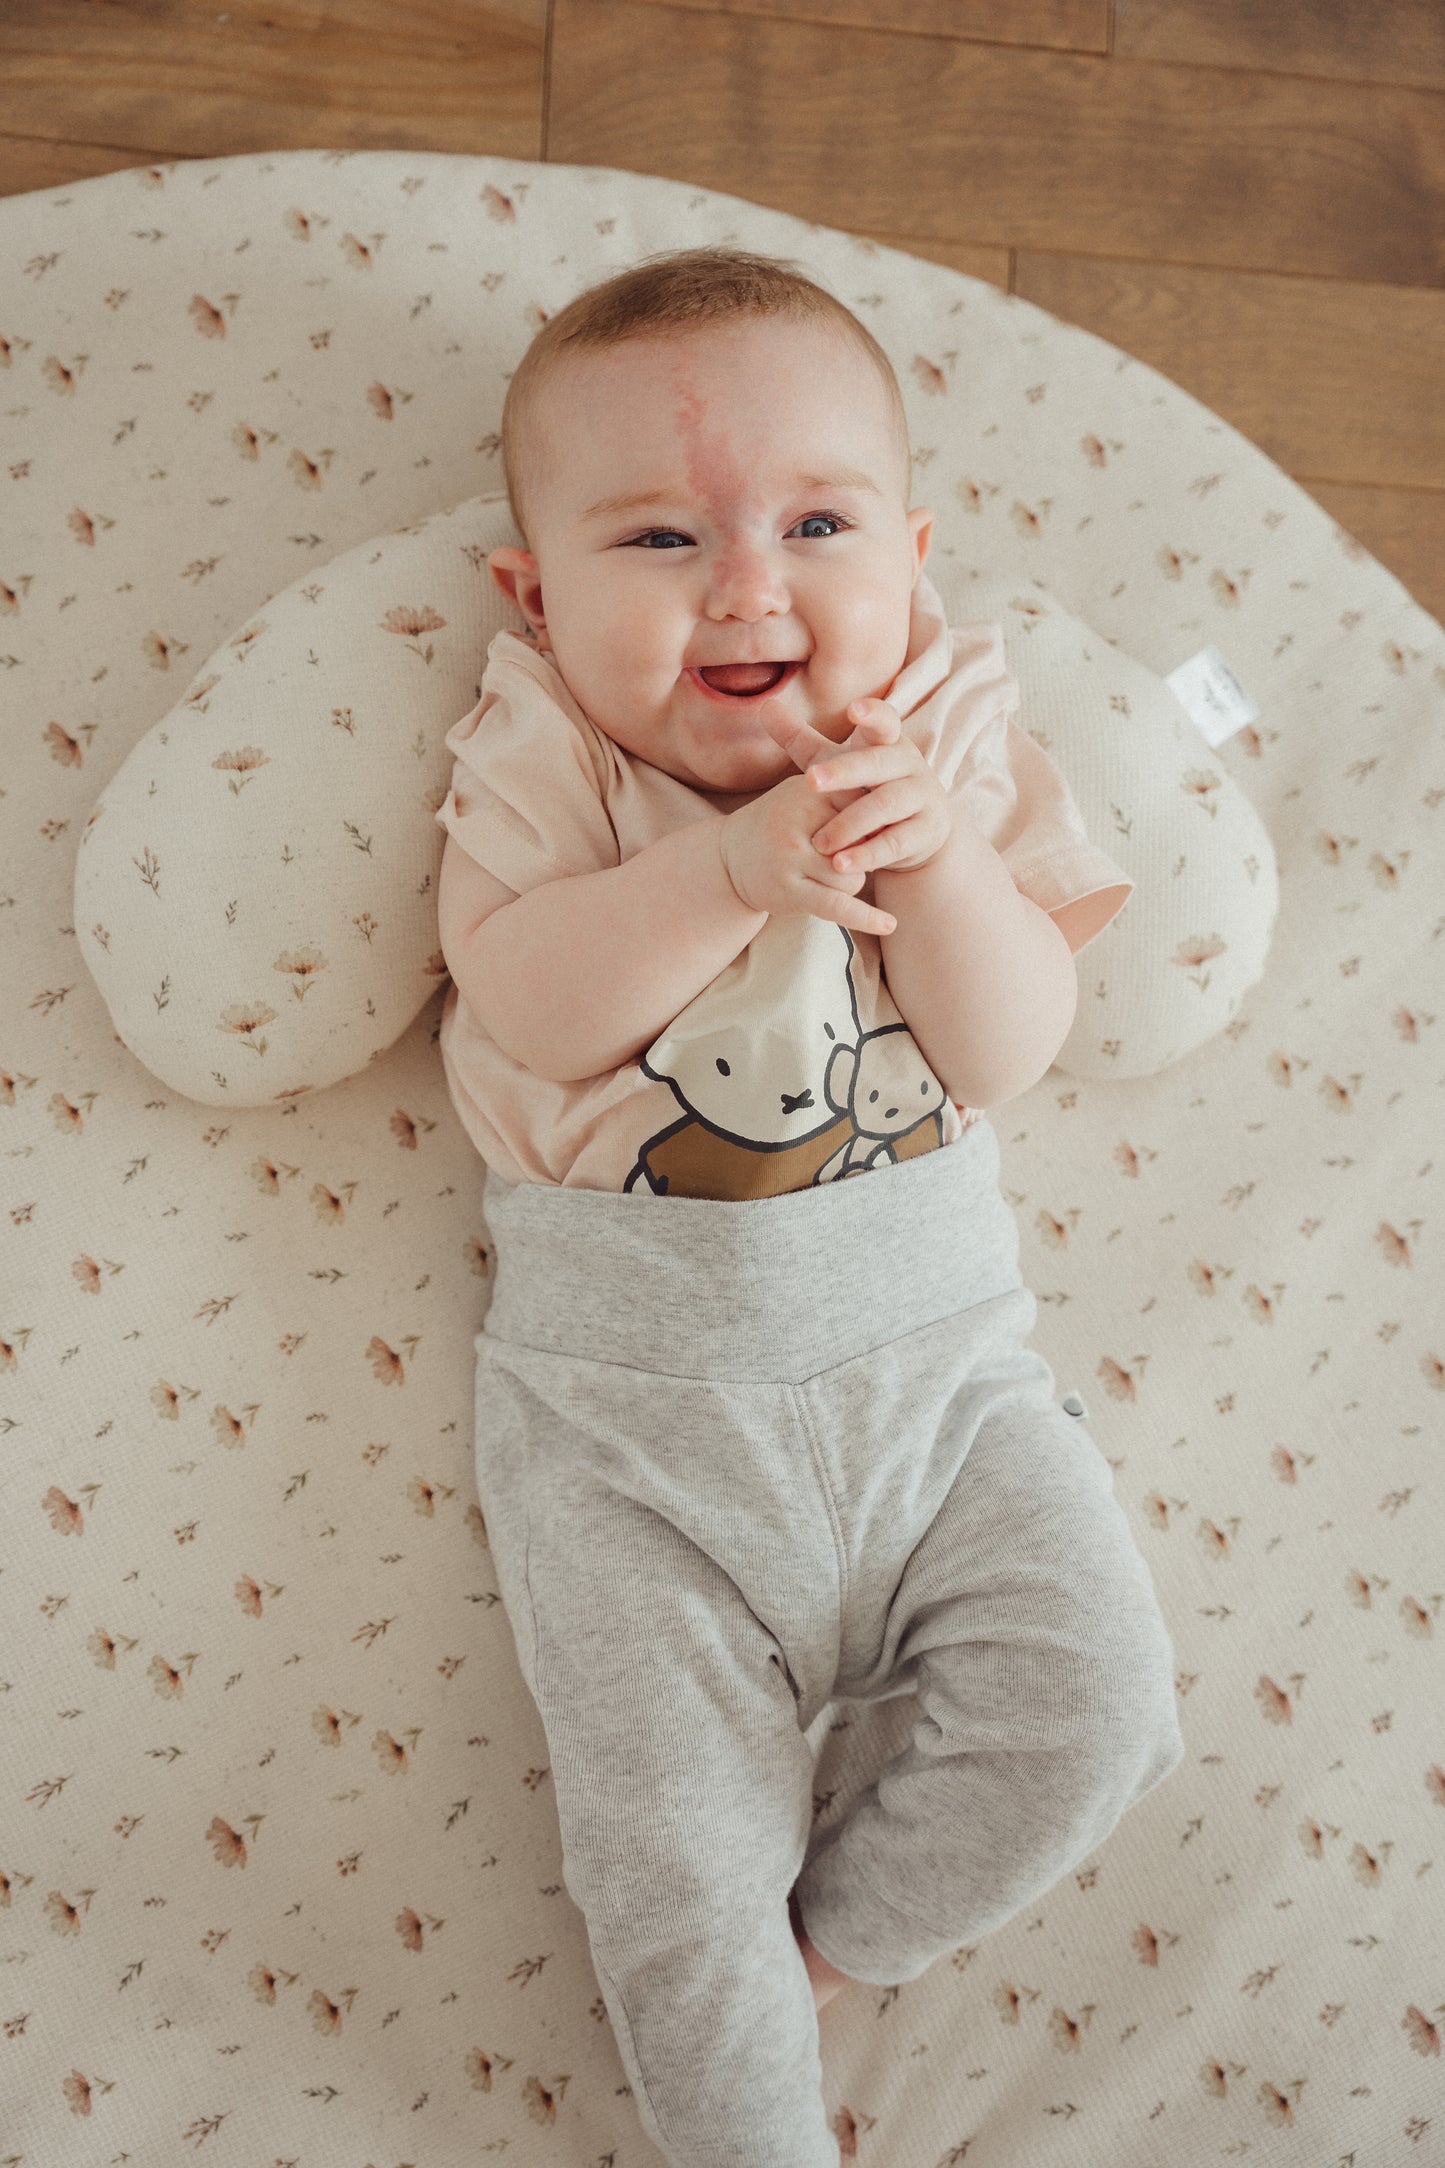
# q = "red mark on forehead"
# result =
<box><xmin>667</xmin><ymin>344</ymin><xmax>763</xmax><ymax>529</ymax></box>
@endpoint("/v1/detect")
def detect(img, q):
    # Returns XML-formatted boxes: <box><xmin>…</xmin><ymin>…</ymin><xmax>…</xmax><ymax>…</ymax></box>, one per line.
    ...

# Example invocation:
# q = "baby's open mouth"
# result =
<box><xmin>691</xmin><ymin>660</ymin><xmax>797</xmax><ymax>699</ymax></box>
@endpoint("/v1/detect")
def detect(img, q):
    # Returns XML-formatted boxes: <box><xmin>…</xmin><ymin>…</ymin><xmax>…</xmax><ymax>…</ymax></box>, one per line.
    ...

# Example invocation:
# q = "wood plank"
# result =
<box><xmin>0</xmin><ymin>132</ymin><xmax>180</xmax><ymax>198</ymax></box>
<box><xmin>1015</xmin><ymin>251</ymin><xmax>1445</xmax><ymax>492</ymax></box>
<box><xmin>1301</xmin><ymin>479</ymin><xmax>1445</xmax><ymax>624</ymax></box>
<box><xmin>1114</xmin><ymin>0</ymin><xmax>1445</xmax><ymax>97</ymax></box>
<box><xmin>546</xmin><ymin>0</ymin><xmax>1445</xmax><ymax>288</ymax></box>
<box><xmin>0</xmin><ymin>0</ymin><xmax>546</xmax><ymax>172</ymax></box>
<box><xmin>855</xmin><ymin>230</ymin><xmax>1010</xmax><ymax>289</ymax></box>
<box><xmin>623</xmin><ymin>0</ymin><xmax>1108</xmax><ymax>53</ymax></box>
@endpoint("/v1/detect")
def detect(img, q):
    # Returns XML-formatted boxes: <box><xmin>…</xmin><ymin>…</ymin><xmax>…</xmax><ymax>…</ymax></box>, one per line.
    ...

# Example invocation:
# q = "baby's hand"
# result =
<box><xmin>762</xmin><ymin>695</ymin><xmax>955</xmax><ymax>878</ymax></box>
<box><xmin>718</xmin><ymin>769</ymin><xmax>898</xmax><ymax>937</ymax></box>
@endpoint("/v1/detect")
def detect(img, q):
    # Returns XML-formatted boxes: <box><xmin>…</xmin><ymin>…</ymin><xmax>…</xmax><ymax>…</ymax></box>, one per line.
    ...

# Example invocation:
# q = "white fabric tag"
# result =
<box><xmin>1165</xmin><ymin>644</ymin><xmax>1259</xmax><ymax>747</ymax></box>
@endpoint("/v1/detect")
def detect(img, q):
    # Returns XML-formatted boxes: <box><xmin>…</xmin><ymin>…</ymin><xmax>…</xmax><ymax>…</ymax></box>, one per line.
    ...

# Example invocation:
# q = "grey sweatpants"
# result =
<box><xmin>473</xmin><ymin>1120</ymin><xmax>1184</xmax><ymax>2168</ymax></box>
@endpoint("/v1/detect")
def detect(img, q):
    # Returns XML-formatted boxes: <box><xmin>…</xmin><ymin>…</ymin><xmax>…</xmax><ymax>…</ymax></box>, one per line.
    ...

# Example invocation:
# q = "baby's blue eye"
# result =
<box><xmin>624</xmin><ymin>513</ymin><xmax>850</xmax><ymax>548</ymax></box>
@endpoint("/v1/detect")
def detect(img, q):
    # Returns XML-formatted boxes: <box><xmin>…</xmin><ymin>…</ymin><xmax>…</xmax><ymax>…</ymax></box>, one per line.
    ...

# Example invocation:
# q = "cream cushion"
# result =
<box><xmin>74</xmin><ymin>494</ymin><xmax>1277</xmax><ymax>1104</ymax></box>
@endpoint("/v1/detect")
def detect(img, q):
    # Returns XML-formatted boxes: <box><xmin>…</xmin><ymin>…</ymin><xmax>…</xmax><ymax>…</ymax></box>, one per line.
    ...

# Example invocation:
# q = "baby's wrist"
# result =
<box><xmin>714</xmin><ymin>815</ymin><xmax>757</xmax><ymax>917</ymax></box>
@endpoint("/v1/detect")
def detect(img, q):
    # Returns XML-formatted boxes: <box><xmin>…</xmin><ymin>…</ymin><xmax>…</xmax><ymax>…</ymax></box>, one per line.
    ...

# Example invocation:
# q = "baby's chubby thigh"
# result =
<box><xmin>472</xmin><ymin>1336</ymin><xmax>843</xmax><ymax>2168</ymax></box>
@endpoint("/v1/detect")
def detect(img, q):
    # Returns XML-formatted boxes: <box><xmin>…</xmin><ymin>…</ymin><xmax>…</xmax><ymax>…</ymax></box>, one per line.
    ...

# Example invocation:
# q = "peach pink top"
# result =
<box><xmin>433</xmin><ymin>571</ymin><xmax>1132</xmax><ymax>1199</ymax></box>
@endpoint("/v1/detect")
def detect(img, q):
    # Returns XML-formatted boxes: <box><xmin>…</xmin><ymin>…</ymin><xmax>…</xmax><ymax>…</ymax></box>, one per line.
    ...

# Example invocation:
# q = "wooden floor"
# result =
<box><xmin>5</xmin><ymin>0</ymin><xmax>1442</xmax><ymax>621</ymax></box>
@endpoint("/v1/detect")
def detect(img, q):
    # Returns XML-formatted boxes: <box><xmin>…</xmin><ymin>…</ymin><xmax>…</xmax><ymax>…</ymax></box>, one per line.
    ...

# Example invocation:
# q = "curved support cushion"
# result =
<box><xmin>75</xmin><ymin>494</ymin><xmax>1276</xmax><ymax>1104</ymax></box>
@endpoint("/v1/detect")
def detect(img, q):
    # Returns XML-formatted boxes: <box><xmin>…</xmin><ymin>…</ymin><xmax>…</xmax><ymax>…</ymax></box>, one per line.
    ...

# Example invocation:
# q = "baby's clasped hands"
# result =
<box><xmin>774</xmin><ymin>695</ymin><xmax>954</xmax><ymax>878</ymax></box>
<box><xmin>716</xmin><ymin>695</ymin><xmax>954</xmax><ymax>940</ymax></box>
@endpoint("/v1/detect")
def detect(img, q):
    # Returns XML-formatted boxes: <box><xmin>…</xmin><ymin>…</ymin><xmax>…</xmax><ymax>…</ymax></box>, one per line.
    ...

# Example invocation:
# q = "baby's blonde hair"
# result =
<box><xmin>500</xmin><ymin>244</ymin><xmax>912</xmax><ymax>550</ymax></box>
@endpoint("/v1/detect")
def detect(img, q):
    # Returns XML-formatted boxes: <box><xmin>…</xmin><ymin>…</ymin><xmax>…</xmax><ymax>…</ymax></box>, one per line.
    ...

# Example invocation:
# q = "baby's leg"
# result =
<box><xmin>795</xmin><ymin>1386</ymin><xmax>1185</xmax><ymax>1987</ymax></box>
<box><xmin>477</xmin><ymin>1344</ymin><xmax>840</xmax><ymax>2167</ymax></box>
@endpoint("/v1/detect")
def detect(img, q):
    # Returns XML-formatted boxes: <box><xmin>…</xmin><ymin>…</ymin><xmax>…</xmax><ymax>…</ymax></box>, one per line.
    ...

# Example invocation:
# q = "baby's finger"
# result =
<box><xmin>845</xmin><ymin>697</ymin><xmax>902</xmax><ymax>743</ymax></box>
<box><xmin>804</xmin><ymin>877</ymin><xmax>896</xmax><ymax>938</ymax></box>
<box><xmin>755</xmin><ymin>695</ymin><xmax>837</xmax><ymax>776</ymax></box>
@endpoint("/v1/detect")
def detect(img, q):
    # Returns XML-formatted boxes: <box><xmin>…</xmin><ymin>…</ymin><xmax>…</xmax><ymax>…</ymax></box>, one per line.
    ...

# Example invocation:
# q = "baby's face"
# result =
<box><xmin>489</xmin><ymin>317</ymin><xmax>933</xmax><ymax>804</ymax></box>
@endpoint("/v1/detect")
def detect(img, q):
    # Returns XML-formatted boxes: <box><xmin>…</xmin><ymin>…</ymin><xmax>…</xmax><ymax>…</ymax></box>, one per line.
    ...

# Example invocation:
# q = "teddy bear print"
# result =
<box><xmin>624</xmin><ymin>916</ymin><xmax>949</xmax><ymax>1200</ymax></box>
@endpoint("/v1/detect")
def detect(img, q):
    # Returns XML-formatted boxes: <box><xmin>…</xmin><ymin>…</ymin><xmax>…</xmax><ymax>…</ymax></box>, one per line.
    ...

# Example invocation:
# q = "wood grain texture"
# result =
<box><xmin>1301</xmin><ymin>479</ymin><xmax>1445</xmax><ymax>621</ymax></box>
<box><xmin>1114</xmin><ymin>0</ymin><xmax>1445</xmax><ymax>95</ymax></box>
<box><xmin>0</xmin><ymin>0</ymin><xmax>546</xmax><ymax>182</ymax></box>
<box><xmin>546</xmin><ymin>0</ymin><xmax>1445</xmax><ymax>287</ymax></box>
<box><xmin>1015</xmin><ymin>251</ymin><xmax>1445</xmax><ymax>491</ymax></box>
<box><xmin>858</xmin><ymin>231</ymin><xmax>1010</xmax><ymax>288</ymax></box>
<box><xmin>624</xmin><ymin>0</ymin><xmax>1109</xmax><ymax>52</ymax></box>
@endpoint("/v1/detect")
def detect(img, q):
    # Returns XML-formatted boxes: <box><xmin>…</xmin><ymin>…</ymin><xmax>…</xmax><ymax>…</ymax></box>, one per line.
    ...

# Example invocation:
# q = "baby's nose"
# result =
<box><xmin>707</xmin><ymin>543</ymin><xmax>789</xmax><ymax>619</ymax></box>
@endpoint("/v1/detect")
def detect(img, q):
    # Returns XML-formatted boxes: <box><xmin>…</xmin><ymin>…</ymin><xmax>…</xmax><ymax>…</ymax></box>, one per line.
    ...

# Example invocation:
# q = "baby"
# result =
<box><xmin>434</xmin><ymin>246</ymin><xmax>1184</xmax><ymax>2168</ymax></box>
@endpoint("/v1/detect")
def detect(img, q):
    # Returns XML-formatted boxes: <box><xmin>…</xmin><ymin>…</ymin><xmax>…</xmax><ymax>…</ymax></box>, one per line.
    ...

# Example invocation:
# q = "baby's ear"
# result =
<box><xmin>488</xmin><ymin>546</ymin><xmax>547</xmax><ymax>638</ymax></box>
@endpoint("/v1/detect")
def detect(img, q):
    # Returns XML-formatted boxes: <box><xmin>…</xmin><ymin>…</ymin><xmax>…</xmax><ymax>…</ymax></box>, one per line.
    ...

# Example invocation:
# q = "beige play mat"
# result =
<box><xmin>3</xmin><ymin>150</ymin><xmax>1442</xmax><ymax>2166</ymax></box>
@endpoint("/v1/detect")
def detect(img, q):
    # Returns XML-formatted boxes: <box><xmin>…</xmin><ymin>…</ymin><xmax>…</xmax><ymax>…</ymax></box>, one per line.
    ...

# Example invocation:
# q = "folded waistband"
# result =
<box><xmin>477</xmin><ymin>1122</ymin><xmax>1025</xmax><ymax>1384</ymax></box>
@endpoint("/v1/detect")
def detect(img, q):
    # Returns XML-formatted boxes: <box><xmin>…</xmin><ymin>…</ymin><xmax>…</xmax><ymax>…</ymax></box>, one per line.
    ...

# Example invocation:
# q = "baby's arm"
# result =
<box><xmin>444</xmin><ymin>819</ymin><xmax>767</xmax><ymax>1084</ymax></box>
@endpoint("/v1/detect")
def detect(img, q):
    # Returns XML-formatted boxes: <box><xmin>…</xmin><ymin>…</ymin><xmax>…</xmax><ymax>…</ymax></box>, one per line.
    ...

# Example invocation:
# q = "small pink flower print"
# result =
<box><xmin>308</xmin><ymin>1987</ymin><xmax>344</xmax><ymax>2036</ymax></box>
<box><xmin>523</xmin><ymin>2073</ymin><xmax>564</xmax><ymax>2124</ymax></box>
<box><xmin>248</xmin><ymin>1960</ymin><xmax>279</xmax><ymax>2005</ymax></box>
<box><xmin>44</xmin><ymin>720</ymin><xmax>83</xmax><ymax>768</ymax></box>
<box><xmin>275</xmin><ymin>947</ymin><xmax>328</xmax><ymax>998</ymax></box>
<box><xmin>62</xmin><ymin>2068</ymin><xmax>93</xmax><ymax>2115</ymax></box>
<box><xmin>911</xmin><ymin>355</ymin><xmax>947</xmax><ymax>395</ymax></box>
<box><xmin>1131</xmin><ymin>1924</ymin><xmax>1160</xmax><ymax>1966</ymax></box>
<box><xmin>149</xmin><ymin>1653</ymin><xmax>184</xmax><ymax>1699</ymax></box>
<box><xmin>45</xmin><ymin>1891</ymin><xmax>82</xmax><ymax>1936</ymax></box>
<box><xmin>1348</xmin><ymin>1841</ymin><xmax>1382</xmax><ymax>1887</ymax></box>
<box><xmin>1404</xmin><ymin>2005</ymin><xmax>1441</xmax><ymax>2056</ymax></box>
<box><xmin>236</xmin><ymin>1575</ymin><xmax>263</xmax><ymax>1618</ymax></box>
<box><xmin>73</xmin><ymin>1254</ymin><xmax>102</xmax><ymax>1294</ymax></box>
<box><xmin>396</xmin><ymin>1907</ymin><xmax>424</xmax><ymax>1951</ymax></box>
<box><xmin>1258</xmin><ymin>2079</ymin><xmax>1295</xmax><ymax>2126</ymax></box>
<box><xmin>189</xmin><ymin>294</ymin><xmax>226</xmax><ymax>338</ymax></box>
<box><xmin>372</xmin><ymin>1730</ymin><xmax>409</xmax><ymax>1774</ymax></box>
<box><xmin>42</xmin><ymin>1487</ymin><xmax>84</xmax><ymax>1535</ymax></box>
<box><xmin>206</xmin><ymin>1817</ymin><xmax>248</xmax><ymax>1869</ymax></box>
<box><xmin>1097</xmin><ymin>1355</ymin><xmax>1139</xmax><ymax>1404</ymax></box>
<box><xmin>1173</xmin><ymin>933</ymin><xmax>1226</xmax><ymax>969</ymax></box>
<box><xmin>367</xmin><ymin>1336</ymin><xmax>406</xmax><ymax>1386</ymax></box>
<box><xmin>1049</xmin><ymin>2007</ymin><xmax>1085</xmax><ymax>2053</ymax></box>
<box><xmin>1255</xmin><ymin>1676</ymin><xmax>1293</xmax><ymax>1726</ymax></box>
<box><xmin>313</xmin><ymin>1706</ymin><xmax>344</xmax><ymax>1746</ymax></box>
<box><xmin>1375</xmin><ymin>1222</ymin><xmax>1412</xmax><ymax>1267</ymax></box>
<box><xmin>213</xmin><ymin>743</ymin><xmax>270</xmax><ymax>788</ymax></box>
<box><xmin>482</xmin><ymin>183</ymin><xmax>516</xmax><ymax>222</ymax></box>
<box><xmin>465</xmin><ymin>2045</ymin><xmax>500</xmax><ymax>2091</ymax></box>
<box><xmin>382</xmin><ymin>603</ymin><xmax>446</xmax><ymax>637</ymax></box>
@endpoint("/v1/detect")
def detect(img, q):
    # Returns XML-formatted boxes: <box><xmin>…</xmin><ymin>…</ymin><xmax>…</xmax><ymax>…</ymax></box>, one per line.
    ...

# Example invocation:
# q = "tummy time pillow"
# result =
<box><xmin>74</xmin><ymin>490</ymin><xmax>1278</xmax><ymax>1106</ymax></box>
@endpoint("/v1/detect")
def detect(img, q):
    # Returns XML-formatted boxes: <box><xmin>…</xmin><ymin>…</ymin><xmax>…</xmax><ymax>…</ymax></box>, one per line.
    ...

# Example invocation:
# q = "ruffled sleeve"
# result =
<box><xmin>433</xmin><ymin>633</ymin><xmax>621</xmax><ymax>895</ymax></box>
<box><xmin>918</xmin><ymin>621</ymin><xmax>1134</xmax><ymax>957</ymax></box>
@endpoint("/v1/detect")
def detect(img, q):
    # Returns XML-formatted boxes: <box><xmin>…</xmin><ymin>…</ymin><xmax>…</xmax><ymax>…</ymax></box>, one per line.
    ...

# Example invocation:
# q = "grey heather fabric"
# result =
<box><xmin>473</xmin><ymin>1126</ymin><xmax>1184</xmax><ymax>2167</ymax></box>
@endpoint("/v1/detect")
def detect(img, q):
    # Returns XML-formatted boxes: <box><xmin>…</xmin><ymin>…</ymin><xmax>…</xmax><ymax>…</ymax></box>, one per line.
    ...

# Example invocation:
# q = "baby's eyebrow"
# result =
<box><xmin>578</xmin><ymin>469</ymin><xmax>883</xmax><ymax>524</ymax></box>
